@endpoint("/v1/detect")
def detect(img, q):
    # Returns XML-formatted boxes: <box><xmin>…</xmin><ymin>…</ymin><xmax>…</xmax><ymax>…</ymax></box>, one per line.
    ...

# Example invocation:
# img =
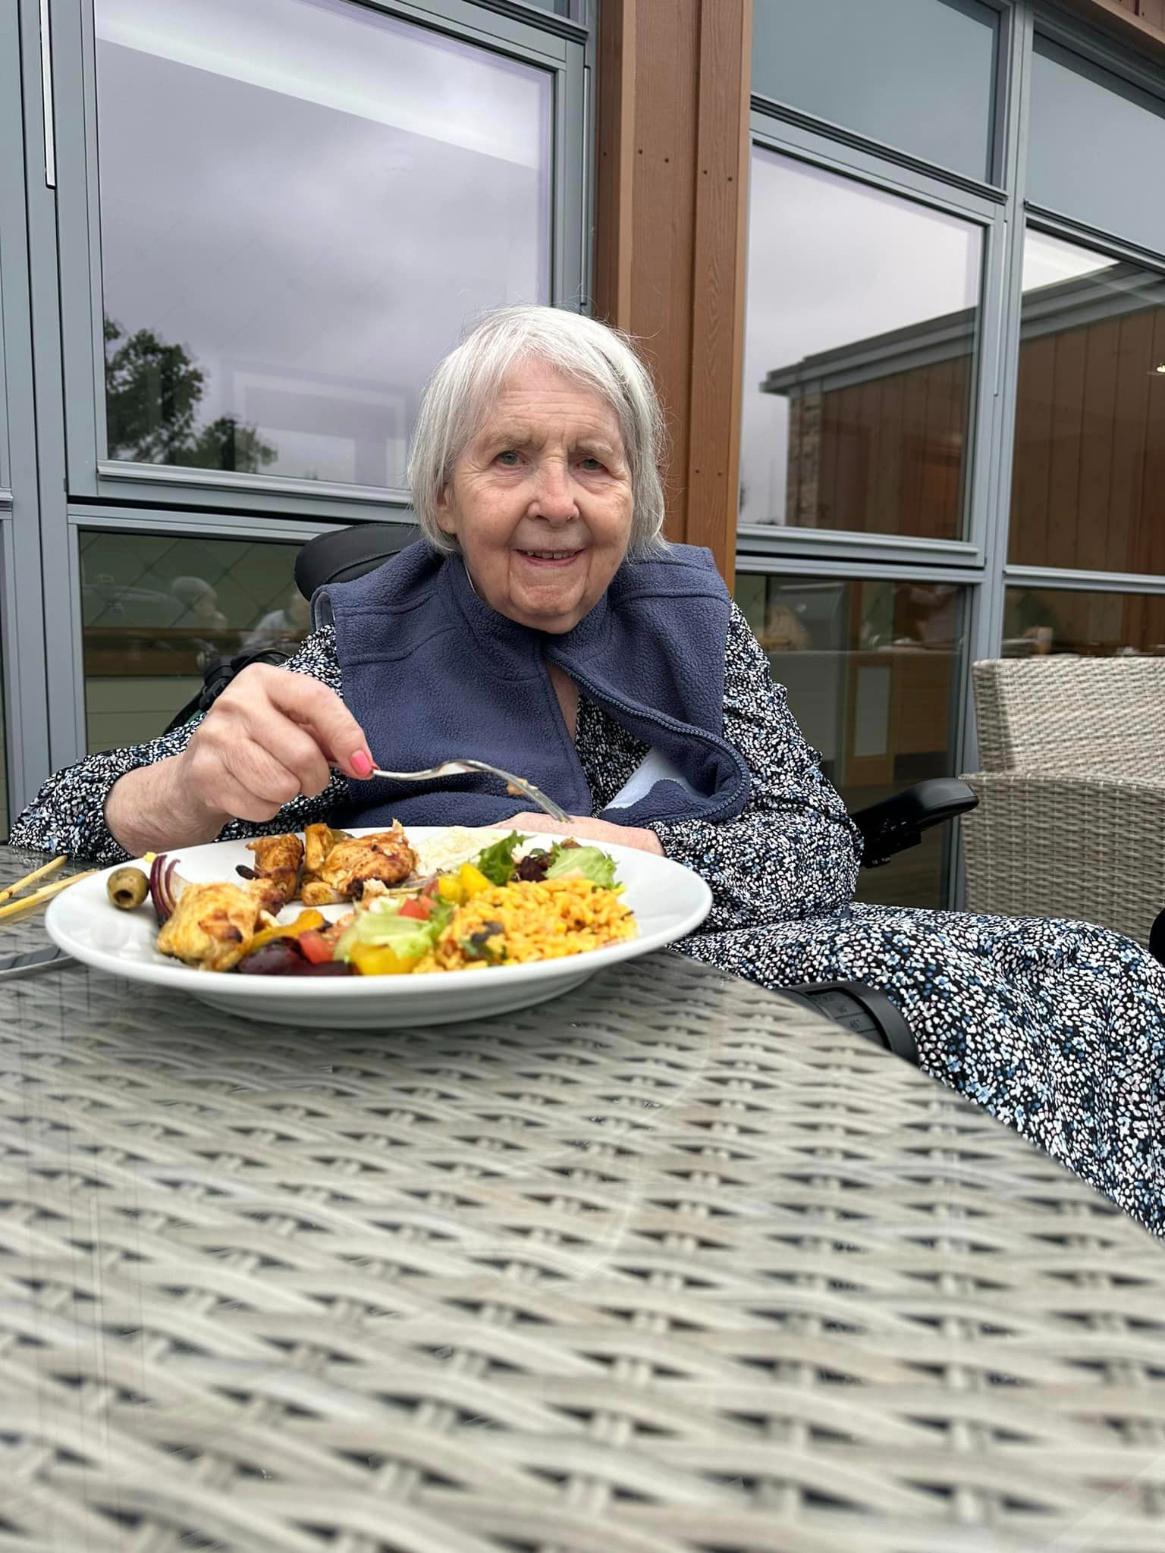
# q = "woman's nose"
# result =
<box><xmin>530</xmin><ymin>460</ymin><xmax>578</xmax><ymax>521</ymax></box>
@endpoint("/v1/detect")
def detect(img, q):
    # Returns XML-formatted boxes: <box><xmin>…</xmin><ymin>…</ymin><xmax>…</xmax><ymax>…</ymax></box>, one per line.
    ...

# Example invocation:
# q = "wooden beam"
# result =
<box><xmin>1055</xmin><ymin>0</ymin><xmax>1165</xmax><ymax>59</ymax></box>
<box><xmin>685</xmin><ymin>0</ymin><xmax>750</xmax><ymax>581</ymax></box>
<box><xmin>592</xmin><ymin>0</ymin><xmax>747</xmax><ymax>583</ymax></box>
<box><xmin>592</xmin><ymin>0</ymin><xmax>635</xmax><ymax>332</ymax></box>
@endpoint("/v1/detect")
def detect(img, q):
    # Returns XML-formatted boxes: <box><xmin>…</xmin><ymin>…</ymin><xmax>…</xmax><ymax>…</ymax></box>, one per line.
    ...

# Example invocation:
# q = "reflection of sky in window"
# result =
<box><xmin>740</xmin><ymin>150</ymin><xmax>981</xmax><ymax>528</ymax></box>
<box><xmin>95</xmin><ymin>0</ymin><xmax>552</xmax><ymax>489</ymax></box>
<box><xmin>1021</xmin><ymin>229</ymin><xmax>1118</xmax><ymax>294</ymax></box>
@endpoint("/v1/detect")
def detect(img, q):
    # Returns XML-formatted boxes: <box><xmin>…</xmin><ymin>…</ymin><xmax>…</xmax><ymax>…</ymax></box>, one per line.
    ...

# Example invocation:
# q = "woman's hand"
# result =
<box><xmin>506</xmin><ymin>812</ymin><xmax>664</xmax><ymax>856</ymax></box>
<box><xmin>105</xmin><ymin>665</ymin><xmax>373</xmax><ymax>855</ymax></box>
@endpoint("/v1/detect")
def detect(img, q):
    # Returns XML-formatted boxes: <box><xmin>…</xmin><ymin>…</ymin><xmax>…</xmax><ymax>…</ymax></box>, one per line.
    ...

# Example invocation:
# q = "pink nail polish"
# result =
<box><xmin>351</xmin><ymin>750</ymin><xmax>373</xmax><ymax>778</ymax></box>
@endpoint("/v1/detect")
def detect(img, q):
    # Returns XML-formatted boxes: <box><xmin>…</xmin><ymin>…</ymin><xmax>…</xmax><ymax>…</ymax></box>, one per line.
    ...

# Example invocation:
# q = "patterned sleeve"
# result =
<box><xmin>647</xmin><ymin>604</ymin><xmax>862</xmax><ymax>932</ymax></box>
<box><xmin>9</xmin><ymin>628</ymin><xmax>350</xmax><ymax>865</ymax></box>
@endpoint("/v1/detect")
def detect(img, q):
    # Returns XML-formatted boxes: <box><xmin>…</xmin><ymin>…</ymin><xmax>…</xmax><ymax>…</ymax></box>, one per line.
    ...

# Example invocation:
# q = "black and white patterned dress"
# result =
<box><xmin>13</xmin><ymin>608</ymin><xmax>1165</xmax><ymax>1234</ymax></box>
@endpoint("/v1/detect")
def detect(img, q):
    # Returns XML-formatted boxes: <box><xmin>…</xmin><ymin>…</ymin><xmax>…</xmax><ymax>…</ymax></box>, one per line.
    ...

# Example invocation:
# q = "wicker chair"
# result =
<box><xmin>961</xmin><ymin>656</ymin><xmax>1165</xmax><ymax>946</ymax></box>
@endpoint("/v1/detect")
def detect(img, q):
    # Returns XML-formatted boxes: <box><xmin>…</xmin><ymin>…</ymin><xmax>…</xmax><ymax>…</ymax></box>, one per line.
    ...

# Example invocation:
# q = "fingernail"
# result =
<box><xmin>351</xmin><ymin>750</ymin><xmax>373</xmax><ymax>778</ymax></box>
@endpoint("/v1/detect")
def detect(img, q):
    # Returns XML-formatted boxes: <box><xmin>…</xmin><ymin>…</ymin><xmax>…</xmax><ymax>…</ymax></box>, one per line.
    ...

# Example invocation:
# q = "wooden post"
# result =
<box><xmin>685</xmin><ymin>0</ymin><xmax>751</xmax><ymax>581</ymax></box>
<box><xmin>592</xmin><ymin>0</ymin><xmax>750</xmax><ymax>584</ymax></box>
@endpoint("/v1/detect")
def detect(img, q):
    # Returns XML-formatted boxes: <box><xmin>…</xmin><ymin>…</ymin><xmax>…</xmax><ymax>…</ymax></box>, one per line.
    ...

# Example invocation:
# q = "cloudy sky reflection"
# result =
<box><xmin>95</xmin><ymin>0</ymin><xmax>551</xmax><ymax>489</ymax></box>
<box><xmin>740</xmin><ymin>150</ymin><xmax>982</xmax><ymax>530</ymax></box>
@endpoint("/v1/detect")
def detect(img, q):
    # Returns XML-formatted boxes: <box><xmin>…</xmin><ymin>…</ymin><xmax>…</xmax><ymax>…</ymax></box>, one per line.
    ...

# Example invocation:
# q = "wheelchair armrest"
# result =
<box><xmin>851</xmin><ymin>777</ymin><xmax>978</xmax><ymax>868</ymax></box>
<box><xmin>780</xmin><ymin>980</ymin><xmax>918</xmax><ymax>1065</ymax></box>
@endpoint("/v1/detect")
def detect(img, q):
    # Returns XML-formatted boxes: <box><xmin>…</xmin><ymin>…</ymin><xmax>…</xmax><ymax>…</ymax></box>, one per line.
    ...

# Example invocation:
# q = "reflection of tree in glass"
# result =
<box><xmin>104</xmin><ymin>317</ymin><xmax>276</xmax><ymax>473</ymax></box>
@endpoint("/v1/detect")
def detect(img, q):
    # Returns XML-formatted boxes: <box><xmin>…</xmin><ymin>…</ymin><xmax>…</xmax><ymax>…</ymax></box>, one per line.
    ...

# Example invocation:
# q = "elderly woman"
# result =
<box><xmin>13</xmin><ymin>306</ymin><xmax>1165</xmax><ymax>1234</ymax></box>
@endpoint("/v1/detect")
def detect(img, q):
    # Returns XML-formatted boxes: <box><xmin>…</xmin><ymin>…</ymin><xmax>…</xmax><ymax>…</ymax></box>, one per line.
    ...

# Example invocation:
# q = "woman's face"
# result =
<box><xmin>436</xmin><ymin>360</ymin><xmax>635</xmax><ymax>634</ymax></box>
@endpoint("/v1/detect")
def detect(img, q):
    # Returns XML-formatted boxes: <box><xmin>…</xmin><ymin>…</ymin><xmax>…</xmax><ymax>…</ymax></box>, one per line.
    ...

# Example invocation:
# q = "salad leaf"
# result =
<box><xmin>471</xmin><ymin>831</ymin><xmax>529</xmax><ymax>886</ymax></box>
<box><xmin>544</xmin><ymin>845</ymin><xmax>618</xmax><ymax>889</ymax></box>
<box><xmin>335</xmin><ymin>900</ymin><xmax>442</xmax><ymax>963</ymax></box>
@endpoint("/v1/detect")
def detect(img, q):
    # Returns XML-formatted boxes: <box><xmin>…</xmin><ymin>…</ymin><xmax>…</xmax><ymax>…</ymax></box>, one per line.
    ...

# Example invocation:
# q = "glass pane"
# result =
<box><xmin>1004</xmin><ymin>586</ymin><xmax>1165</xmax><ymax>658</ymax></box>
<box><xmin>1008</xmin><ymin>230</ymin><xmax>1165</xmax><ymax>574</ymax></box>
<box><xmin>81</xmin><ymin>531</ymin><xmax>310</xmax><ymax>753</ymax></box>
<box><xmin>752</xmin><ymin>0</ymin><xmax>998</xmax><ymax>180</ymax></box>
<box><xmin>737</xmin><ymin>572</ymin><xmax>965</xmax><ymax>909</ymax></box>
<box><xmin>1029</xmin><ymin>37</ymin><xmax>1165</xmax><ymax>258</ymax></box>
<box><xmin>740</xmin><ymin>151</ymin><xmax>982</xmax><ymax>539</ymax></box>
<box><xmin>94</xmin><ymin>0</ymin><xmax>552</xmax><ymax>488</ymax></box>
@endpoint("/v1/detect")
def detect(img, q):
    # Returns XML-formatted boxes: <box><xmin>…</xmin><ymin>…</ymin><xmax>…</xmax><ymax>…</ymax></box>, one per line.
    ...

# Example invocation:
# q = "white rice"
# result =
<box><xmin>410</xmin><ymin>827</ymin><xmax>511</xmax><ymax>878</ymax></box>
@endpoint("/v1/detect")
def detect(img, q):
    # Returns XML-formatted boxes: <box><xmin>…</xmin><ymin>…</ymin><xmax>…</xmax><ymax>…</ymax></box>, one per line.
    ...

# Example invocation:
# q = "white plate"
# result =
<box><xmin>46</xmin><ymin>827</ymin><xmax>712</xmax><ymax>1028</ymax></box>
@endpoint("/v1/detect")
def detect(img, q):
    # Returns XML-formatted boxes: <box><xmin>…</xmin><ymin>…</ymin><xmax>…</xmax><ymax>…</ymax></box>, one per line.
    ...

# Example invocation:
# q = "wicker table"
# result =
<box><xmin>3</xmin><ymin>853</ymin><xmax>1165</xmax><ymax>1551</ymax></box>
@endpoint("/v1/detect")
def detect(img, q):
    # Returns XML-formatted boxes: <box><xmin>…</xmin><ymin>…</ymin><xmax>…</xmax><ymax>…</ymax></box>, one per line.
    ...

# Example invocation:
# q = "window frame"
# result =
<box><xmin>749</xmin><ymin>0</ymin><xmax>1014</xmax><ymax>193</ymax></box>
<box><xmin>735</xmin><ymin>552</ymin><xmax>981</xmax><ymax>909</ymax></box>
<box><xmin>739</xmin><ymin>113</ymin><xmax>1009</xmax><ymax>571</ymax></box>
<box><xmin>65</xmin><ymin>506</ymin><xmax>360</xmax><ymax>760</ymax></box>
<box><xmin>0</xmin><ymin>0</ymin><xmax>53</xmax><ymax>821</ymax></box>
<box><xmin>51</xmin><ymin>0</ymin><xmax>589</xmax><ymax>523</ymax></box>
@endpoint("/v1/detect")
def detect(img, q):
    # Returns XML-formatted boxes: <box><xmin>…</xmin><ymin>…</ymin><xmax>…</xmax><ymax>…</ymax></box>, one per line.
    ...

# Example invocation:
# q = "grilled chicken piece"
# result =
<box><xmin>157</xmin><ymin>880</ymin><xmax>275</xmax><ymax>972</ymax></box>
<box><xmin>245</xmin><ymin>834</ymin><xmax>304</xmax><ymax>909</ymax></box>
<box><xmin>304</xmin><ymin>823</ymin><xmax>349</xmax><ymax>876</ymax></box>
<box><xmin>301</xmin><ymin>822</ymin><xmax>417</xmax><ymax>904</ymax></box>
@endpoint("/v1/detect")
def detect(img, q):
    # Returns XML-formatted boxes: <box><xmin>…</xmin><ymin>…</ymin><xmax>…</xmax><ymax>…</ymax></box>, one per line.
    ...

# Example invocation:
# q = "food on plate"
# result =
<box><xmin>106</xmin><ymin>865</ymin><xmax>149</xmax><ymax>910</ymax></box>
<box><xmin>156</xmin><ymin>879</ymin><xmax>289</xmax><ymax>972</ymax></box>
<box><xmin>130</xmin><ymin>826</ymin><xmax>636</xmax><ymax>976</ymax></box>
<box><xmin>243</xmin><ymin>833</ymin><xmax>305</xmax><ymax>909</ymax></box>
<box><xmin>299</xmin><ymin>822</ymin><xmax>417</xmax><ymax>904</ymax></box>
<box><xmin>414</xmin><ymin>878</ymin><xmax>635</xmax><ymax>972</ymax></box>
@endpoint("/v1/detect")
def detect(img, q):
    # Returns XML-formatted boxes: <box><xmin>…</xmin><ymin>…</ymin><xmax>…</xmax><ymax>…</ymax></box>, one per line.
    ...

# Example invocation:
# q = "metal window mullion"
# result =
<box><xmin>1023</xmin><ymin>204</ymin><xmax>1165</xmax><ymax>274</ymax></box>
<box><xmin>735</xmin><ymin>554</ymin><xmax>985</xmax><ymax>588</ymax></box>
<box><xmin>736</xmin><ymin>524</ymin><xmax>984</xmax><ymax>570</ymax></box>
<box><xmin>970</xmin><ymin>0</ymin><xmax>1034</xmax><ymax>683</ymax></box>
<box><xmin>749</xmin><ymin>112</ymin><xmax>1003</xmax><ymax>224</ymax></box>
<box><xmin>4</xmin><ymin>0</ymin><xmax>63</xmax><ymax>803</ymax></box>
<box><xmin>1004</xmin><ymin>565</ymin><xmax>1165</xmax><ymax>595</ymax></box>
<box><xmin>67</xmin><ymin>506</ymin><xmax>365</xmax><ymax>546</ymax></box>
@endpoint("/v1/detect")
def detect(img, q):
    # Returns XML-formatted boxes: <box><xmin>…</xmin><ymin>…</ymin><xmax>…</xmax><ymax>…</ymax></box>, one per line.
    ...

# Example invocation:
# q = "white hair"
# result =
<box><xmin>408</xmin><ymin>305</ymin><xmax>667</xmax><ymax>556</ymax></box>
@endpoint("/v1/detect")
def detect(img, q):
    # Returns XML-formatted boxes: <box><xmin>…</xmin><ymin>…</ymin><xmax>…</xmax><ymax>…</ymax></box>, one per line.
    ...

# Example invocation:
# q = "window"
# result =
<box><xmin>1008</xmin><ymin>229</ymin><xmax>1165</xmax><ymax>574</ymax></box>
<box><xmin>736</xmin><ymin>571</ymin><xmax>965</xmax><ymax>909</ymax></box>
<box><xmin>1029</xmin><ymin>37</ymin><xmax>1165</xmax><ymax>258</ymax></box>
<box><xmin>740</xmin><ymin>150</ymin><xmax>983</xmax><ymax>540</ymax></box>
<box><xmin>80</xmin><ymin>531</ymin><xmax>309</xmax><ymax>752</ymax></box>
<box><xmin>94</xmin><ymin>0</ymin><xmax>553</xmax><ymax>490</ymax></box>
<box><xmin>1004</xmin><ymin>586</ymin><xmax>1165</xmax><ymax>658</ymax></box>
<box><xmin>751</xmin><ymin>0</ymin><xmax>999</xmax><ymax>181</ymax></box>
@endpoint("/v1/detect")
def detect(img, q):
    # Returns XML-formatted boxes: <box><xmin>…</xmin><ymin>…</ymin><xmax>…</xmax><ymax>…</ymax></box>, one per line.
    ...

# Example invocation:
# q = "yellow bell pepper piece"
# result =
<box><xmin>348</xmin><ymin>941</ymin><xmax>422</xmax><ymax>976</ymax></box>
<box><xmin>436</xmin><ymin>874</ymin><xmax>464</xmax><ymax>905</ymax></box>
<box><xmin>457</xmin><ymin>862</ymin><xmax>492</xmax><ymax>899</ymax></box>
<box><xmin>246</xmin><ymin>908</ymin><xmax>326</xmax><ymax>954</ymax></box>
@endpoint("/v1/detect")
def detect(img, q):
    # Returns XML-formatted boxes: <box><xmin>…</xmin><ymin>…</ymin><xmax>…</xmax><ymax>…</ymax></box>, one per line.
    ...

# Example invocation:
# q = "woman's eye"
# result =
<box><xmin>579</xmin><ymin>456</ymin><xmax>605</xmax><ymax>472</ymax></box>
<box><xmin>495</xmin><ymin>450</ymin><xmax>521</xmax><ymax>467</ymax></box>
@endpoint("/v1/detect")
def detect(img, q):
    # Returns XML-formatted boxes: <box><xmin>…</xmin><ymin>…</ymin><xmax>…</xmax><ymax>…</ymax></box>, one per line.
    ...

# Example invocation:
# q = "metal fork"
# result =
<box><xmin>368</xmin><ymin>760</ymin><xmax>571</xmax><ymax>823</ymax></box>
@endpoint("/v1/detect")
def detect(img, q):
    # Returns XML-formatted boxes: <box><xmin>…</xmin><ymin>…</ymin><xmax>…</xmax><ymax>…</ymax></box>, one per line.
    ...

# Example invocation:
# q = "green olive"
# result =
<box><xmin>107</xmin><ymin>866</ymin><xmax>149</xmax><ymax>911</ymax></box>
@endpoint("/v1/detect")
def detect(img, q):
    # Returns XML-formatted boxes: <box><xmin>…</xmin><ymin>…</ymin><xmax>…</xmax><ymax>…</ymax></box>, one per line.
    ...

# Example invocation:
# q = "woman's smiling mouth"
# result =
<box><xmin>516</xmin><ymin>548</ymin><xmax>583</xmax><ymax>566</ymax></box>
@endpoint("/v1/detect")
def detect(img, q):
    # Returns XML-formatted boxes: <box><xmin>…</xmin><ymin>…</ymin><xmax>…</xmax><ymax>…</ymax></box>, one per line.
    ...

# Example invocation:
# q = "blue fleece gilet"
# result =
<box><xmin>319</xmin><ymin>541</ymin><xmax>751</xmax><ymax>829</ymax></box>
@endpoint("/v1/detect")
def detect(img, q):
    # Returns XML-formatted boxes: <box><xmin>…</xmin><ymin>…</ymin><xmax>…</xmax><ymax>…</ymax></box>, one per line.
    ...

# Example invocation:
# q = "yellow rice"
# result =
<box><xmin>414</xmin><ymin>877</ymin><xmax>636</xmax><ymax>972</ymax></box>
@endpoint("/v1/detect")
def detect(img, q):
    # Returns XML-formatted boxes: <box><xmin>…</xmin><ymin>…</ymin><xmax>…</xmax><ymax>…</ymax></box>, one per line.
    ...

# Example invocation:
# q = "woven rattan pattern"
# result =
<box><xmin>973</xmin><ymin>656</ymin><xmax>1165</xmax><ymax>777</ymax></box>
<box><xmin>3</xmin><ymin>860</ymin><xmax>1165</xmax><ymax>1551</ymax></box>
<box><xmin>964</xmin><ymin>657</ymin><xmax>1165</xmax><ymax>942</ymax></box>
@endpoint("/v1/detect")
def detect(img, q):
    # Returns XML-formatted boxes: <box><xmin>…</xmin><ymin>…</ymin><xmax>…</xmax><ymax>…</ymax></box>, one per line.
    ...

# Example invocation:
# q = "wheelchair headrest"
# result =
<box><xmin>295</xmin><ymin>522</ymin><xmax>420</xmax><ymax>624</ymax></box>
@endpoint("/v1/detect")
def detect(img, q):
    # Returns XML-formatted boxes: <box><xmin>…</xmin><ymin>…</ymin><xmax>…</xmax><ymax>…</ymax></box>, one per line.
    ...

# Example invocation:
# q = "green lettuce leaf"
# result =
<box><xmin>334</xmin><ymin>902</ymin><xmax>439</xmax><ymax>962</ymax></box>
<box><xmin>544</xmin><ymin>844</ymin><xmax>618</xmax><ymax>889</ymax></box>
<box><xmin>472</xmin><ymin>831</ymin><xmax>529</xmax><ymax>886</ymax></box>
